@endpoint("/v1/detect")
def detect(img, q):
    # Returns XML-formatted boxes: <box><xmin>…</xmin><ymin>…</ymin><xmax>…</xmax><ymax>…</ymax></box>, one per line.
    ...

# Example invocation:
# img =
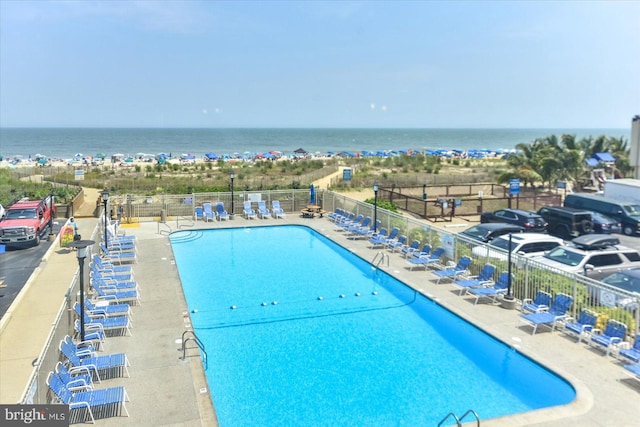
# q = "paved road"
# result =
<box><xmin>0</xmin><ymin>220</ymin><xmax>65</xmax><ymax>316</ymax></box>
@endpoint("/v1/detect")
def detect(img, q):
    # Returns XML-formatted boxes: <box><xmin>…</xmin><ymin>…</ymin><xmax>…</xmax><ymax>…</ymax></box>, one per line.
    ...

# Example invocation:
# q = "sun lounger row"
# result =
<box><xmin>47</xmin><ymin>335</ymin><xmax>131</xmax><ymax>423</ymax></box>
<box><xmin>195</xmin><ymin>201</ymin><xmax>286</xmax><ymax>221</ymax></box>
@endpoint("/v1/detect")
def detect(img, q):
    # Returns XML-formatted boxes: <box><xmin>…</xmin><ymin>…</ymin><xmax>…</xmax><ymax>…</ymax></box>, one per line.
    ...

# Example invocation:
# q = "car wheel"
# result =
<box><xmin>580</xmin><ymin>220</ymin><xmax>593</xmax><ymax>234</ymax></box>
<box><xmin>622</xmin><ymin>225</ymin><xmax>636</xmax><ymax>236</ymax></box>
<box><xmin>34</xmin><ymin>234</ymin><xmax>40</xmax><ymax>246</ymax></box>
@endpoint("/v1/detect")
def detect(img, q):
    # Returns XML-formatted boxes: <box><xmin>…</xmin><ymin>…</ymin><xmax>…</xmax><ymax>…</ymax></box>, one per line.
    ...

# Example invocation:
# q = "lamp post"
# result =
<box><xmin>373</xmin><ymin>183</ymin><xmax>379</xmax><ymax>231</ymax></box>
<box><xmin>502</xmin><ymin>233</ymin><xmax>516</xmax><ymax>309</ymax></box>
<box><xmin>230</xmin><ymin>172</ymin><xmax>235</xmax><ymax>218</ymax></box>
<box><xmin>101</xmin><ymin>190</ymin><xmax>109</xmax><ymax>250</ymax></box>
<box><xmin>68</xmin><ymin>240</ymin><xmax>95</xmax><ymax>341</ymax></box>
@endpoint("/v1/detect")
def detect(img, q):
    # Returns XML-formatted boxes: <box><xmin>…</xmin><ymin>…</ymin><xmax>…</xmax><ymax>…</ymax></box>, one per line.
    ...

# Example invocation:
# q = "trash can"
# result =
<box><xmin>160</xmin><ymin>209</ymin><xmax>167</xmax><ymax>223</ymax></box>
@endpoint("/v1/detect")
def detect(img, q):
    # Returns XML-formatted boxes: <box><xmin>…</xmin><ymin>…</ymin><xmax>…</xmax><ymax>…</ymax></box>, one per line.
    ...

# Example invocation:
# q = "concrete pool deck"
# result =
<box><xmin>1</xmin><ymin>214</ymin><xmax>640</xmax><ymax>426</ymax></box>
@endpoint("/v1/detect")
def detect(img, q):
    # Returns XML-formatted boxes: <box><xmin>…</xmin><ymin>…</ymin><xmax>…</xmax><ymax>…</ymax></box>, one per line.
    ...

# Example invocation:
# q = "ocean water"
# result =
<box><xmin>0</xmin><ymin>127</ymin><xmax>628</xmax><ymax>160</ymax></box>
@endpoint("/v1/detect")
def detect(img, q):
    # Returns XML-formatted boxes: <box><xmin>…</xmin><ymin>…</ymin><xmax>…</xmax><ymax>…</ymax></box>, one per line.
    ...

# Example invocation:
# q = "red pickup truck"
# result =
<box><xmin>0</xmin><ymin>194</ymin><xmax>56</xmax><ymax>248</ymax></box>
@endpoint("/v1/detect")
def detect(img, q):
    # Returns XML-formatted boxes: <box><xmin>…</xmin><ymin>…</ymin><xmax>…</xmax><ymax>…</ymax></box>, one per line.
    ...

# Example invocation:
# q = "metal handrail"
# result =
<box><xmin>459</xmin><ymin>409</ymin><xmax>480</xmax><ymax>426</ymax></box>
<box><xmin>181</xmin><ymin>330</ymin><xmax>208</xmax><ymax>370</ymax></box>
<box><xmin>438</xmin><ymin>412</ymin><xmax>461</xmax><ymax>427</ymax></box>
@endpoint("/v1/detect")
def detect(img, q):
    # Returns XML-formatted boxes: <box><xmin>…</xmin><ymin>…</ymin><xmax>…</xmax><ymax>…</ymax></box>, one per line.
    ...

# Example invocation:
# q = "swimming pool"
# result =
<box><xmin>171</xmin><ymin>225</ymin><xmax>575</xmax><ymax>426</ymax></box>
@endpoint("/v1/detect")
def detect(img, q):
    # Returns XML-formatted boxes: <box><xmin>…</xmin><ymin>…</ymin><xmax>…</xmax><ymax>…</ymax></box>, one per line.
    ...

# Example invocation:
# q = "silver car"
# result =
<box><xmin>534</xmin><ymin>235</ymin><xmax>640</xmax><ymax>280</ymax></box>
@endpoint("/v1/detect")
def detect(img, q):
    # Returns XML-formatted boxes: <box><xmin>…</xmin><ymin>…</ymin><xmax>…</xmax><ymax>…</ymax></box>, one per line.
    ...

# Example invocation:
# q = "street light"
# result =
<box><xmin>68</xmin><ymin>239</ymin><xmax>95</xmax><ymax>341</ymax></box>
<box><xmin>101</xmin><ymin>190</ymin><xmax>109</xmax><ymax>250</ymax></box>
<box><xmin>373</xmin><ymin>183</ymin><xmax>379</xmax><ymax>231</ymax></box>
<box><xmin>503</xmin><ymin>233</ymin><xmax>515</xmax><ymax>308</ymax></box>
<box><xmin>230</xmin><ymin>172</ymin><xmax>235</xmax><ymax>218</ymax></box>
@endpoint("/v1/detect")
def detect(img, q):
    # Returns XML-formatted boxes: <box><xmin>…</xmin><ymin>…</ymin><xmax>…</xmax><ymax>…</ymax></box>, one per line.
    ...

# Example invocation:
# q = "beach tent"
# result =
<box><xmin>294</xmin><ymin>148</ymin><xmax>308</xmax><ymax>155</ymax></box>
<box><xmin>205</xmin><ymin>153</ymin><xmax>218</xmax><ymax>161</ymax></box>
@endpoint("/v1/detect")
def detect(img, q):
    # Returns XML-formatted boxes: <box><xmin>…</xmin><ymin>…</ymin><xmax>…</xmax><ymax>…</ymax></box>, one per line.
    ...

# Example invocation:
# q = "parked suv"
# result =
<box><xmin>564</xmin><ymin>193</ymin><xmax>640</xmax><ymax>236</ymax></box>
<box><xmin>537</xmin><ymin>206</ymin><xmax>593</xmax><ymax>239</ymax></box>
<box><xmin>480</xmin><ymin>208</ymin><xmax>547</xmax><ymax>232</ymax></box>
<box><xmin>533</xmin><ymin>235</ymin><xmax>640</xmax><ymax>280</ymax></box>
<box><xmin>471</xmin><ymin>233</ymin><xmax>564</xmax><ymax>261</ymax></box>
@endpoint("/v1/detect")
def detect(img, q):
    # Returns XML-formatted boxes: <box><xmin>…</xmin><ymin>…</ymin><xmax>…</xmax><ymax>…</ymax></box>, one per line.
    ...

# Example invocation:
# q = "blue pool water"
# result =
<box><xmin>171</xmin><ymin>225</ymin><xmax>575</xmax><ymax>426</ymax></box>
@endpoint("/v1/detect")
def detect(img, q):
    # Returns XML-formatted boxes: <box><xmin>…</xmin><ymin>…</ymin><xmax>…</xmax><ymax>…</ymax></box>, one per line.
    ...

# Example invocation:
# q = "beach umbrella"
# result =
<box><xmin>95</xmin><ymin>153</ymin><xmax>106</xmax><ymax>159</ymax></box>
<box><xmin>75</xmin><ymin>153</ymin><xmax>83</xmax><ymax>157</ymax></box>
<box><xmin>310</xmin><ymin>184</ymin><xmax>316</xmax><ymax>205</ymax></box>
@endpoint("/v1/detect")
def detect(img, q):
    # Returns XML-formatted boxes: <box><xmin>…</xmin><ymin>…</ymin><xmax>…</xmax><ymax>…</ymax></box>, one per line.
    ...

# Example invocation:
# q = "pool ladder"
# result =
<box><xmin>372</xmin><ymin>252</ymin><xmax>389</xmax><ymax>268</ymax></box>
<box><xmin>437</xmin><ymin>409</ymin><xmax>480</xmax><ymax>427</ymax></box>
<box><xmin>180</xmin><ymin>330</ymin><xmax>208</xmax><ymax>370</ymax></box>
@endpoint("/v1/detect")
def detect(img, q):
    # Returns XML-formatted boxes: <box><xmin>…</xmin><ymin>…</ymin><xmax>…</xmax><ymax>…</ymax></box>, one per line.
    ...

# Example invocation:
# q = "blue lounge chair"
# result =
<box><xmin>93</xmin><ymin>284</ymin><xmax>141</xmax><ymax>306</ymax></box>
<box><xmin>562</xmin><ymin>308</ymin><xmax>599</xmax><ymax>343</ymax></box>
<box><xmin>346</xmin><ymin>216</ymin><xmax>371</xmax><ymax>234</ymax></box>
<box><xmin>74</xmin><ymin>319</ymin><xmax>107</xmax><ymax>350</ymax></box>
<box><xmin>90</xmin><ymin>262</ymin><xmax>134</xmax><ymax>282</ymax></box>
<box><xmin>368</xmin><ymin>228</ymin><xmax>388</xmax><ymax>248</ymax></box>
<box><xmin>520</xmin><ymin>293</ymin><xmax>573</xmax><ymax>335</ymax></box>
<box><xmin>411</xmin><ymin>243</ymin><xmax>432</xmax><ymax>259</ymax></box>
<box><xmin>349</xmin><ymin>219</ymin><xmax>379</xmax><ymax>239</ymax></box>
<box><xmin>452</xmin><ymin>263</ymin><xmax>496</xmax><ymax>295</ymax></box>
<box><xmin>74</xmin><ymin>303</ymin><xmax>132</xmax><ymax>337</ymax></box>
<box><xmin>46</xmin><ymin>371</ymin><xmax>129</xmax><ymax>423</ymax></box>
<box><xmin>203</xmin><ymin>203</ymin><xmax>215</xmax><ymax>222</ymax></box>
<box><xmin>623</xmin><ymin>363</ymin><xmax>640</xmax><ymax>382</ymax></box>
<box><xmin>336</xmin><ymin>214</ymin><xmax>362</xmax><ymax>230</ymax></box>
<box><xmin>91</xmin><ymin>254</ymin><xmax>133</xmax><ymax>274</ymax></box>
<box><xmin>106</xmin><ymin>239</ymin><xmax>137</xmax><ymax>253</ymax></box>
<box><xmin>433</xmin><ymin>256</ymin><xmax>472</xmax><ymax>284</ymax></box>
<box><xmin>589</xmin><ymin>319</ymin><xmax>627</xmax><ymax>356</ymax></box>
<box><xmin>522</xmin><ymin>290</ymin><xmax>552</xmax><ymax>313</ymax></box>
<box><xmin>387</xmin><ymin>235</ymin><xmax>407</xmax><ymax>252</ymax></box>
<box><xmin>194</xmin><ymin>206</ymin><xmax>204</xmax><ymax>221</ymax></box>
<box><xmin>327</xmin><ymin>208</ymin><xmax>343</xmax><ymax>222</ymax></box>
<box><xmin>243</xmin><ymin>201</ymin><xmax>257</xmax><ymax>219</ymax></box>
<box><xmin>468</xmin><ymin>271</ymin><xmax>513</xmax><ymax>304</ymax></box>
<box><xmin>100</xmin><ymin>244</ymin><xmax>137</xmax><ymax>264</ymax></box>
<box><xmin>382</xmin><ymin>228</ymin><xmax>400</xmax><ymax>247</ymax></box>
<box><xmin>55</xmin><ymin>361</ymin><xmax>95</xmax><ymax>389</ymax></box>
<box><xmin>406</xmin><ymin>247</ymin><xmax>444</xmax><ymax>271</ymax></box>
<box><xmin>400</xmin><ymin>240</ymin><xmax>421</xmax><ymax>258</ymax></box>
<box><xmin>272</xmin><ymin>201</ymin><xmax>286</xmax><ymax>219</ymax></box>
<box><xmin>60</xmin><ymin>335</ymin><xmax>130</xmax><ymax>380</ymax></box>
<box><xmin>258</xmin><ymin>201</ymin><xmax>270</xmax><ymax>219</ymax></box>
<box><xmin>216</xmin><ymin>202</ymin><xmax>229</xmax><ymax>221</ymax></box>
<box><xmin>85</xmin><ymin>298</ymin><xmax>131</xmax><ymax>318</ymax></box>
<box><xmin>619</xmin><ymin>335</ymin><xmax>640</xmax><ymax>364</ymax></box>
<box><xmin>91</xmin><ymin>273</ymin><xmax>139</xmax><ymax>291</ymax></box>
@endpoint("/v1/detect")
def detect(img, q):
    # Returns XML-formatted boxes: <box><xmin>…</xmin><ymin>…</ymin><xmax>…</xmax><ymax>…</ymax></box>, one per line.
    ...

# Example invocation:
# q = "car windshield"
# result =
<box><xmin>543</xmin><ymin>247</ymin><xmax>585</xmax><ymax>266</ymax></box>
<box><xmin>603</xmin><ymin>273</ymin><xmax>640</xmax><ymax>293</ymax></box>
<box><xmin>623</xmin><ymin>204</ymin><xmax>640</xmax><ymax>215</ymax></box>
<box><xmin>489</xmin><ymin>238</ymin><xmax>514</xmax><ymax>251</ymax></box>
<box><xmin>5</xmin><ymin>209</ymin><xmax>37</xmax><ymax>219</ymax></box>
<box><xmin>461</xmin><ymin>226</ymin><xmax>489</xmax><ymax>240</ymax></box>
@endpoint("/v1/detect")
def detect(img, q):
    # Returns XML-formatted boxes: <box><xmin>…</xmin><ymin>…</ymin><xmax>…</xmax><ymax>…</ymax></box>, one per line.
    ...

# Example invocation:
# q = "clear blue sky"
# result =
<box><xmin>1</xmin><ymin>1</ymin><xmax>638</xmax><ymax>128</ymax></box>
